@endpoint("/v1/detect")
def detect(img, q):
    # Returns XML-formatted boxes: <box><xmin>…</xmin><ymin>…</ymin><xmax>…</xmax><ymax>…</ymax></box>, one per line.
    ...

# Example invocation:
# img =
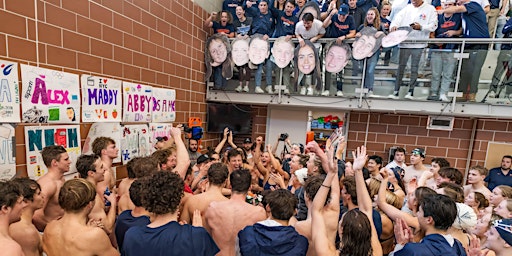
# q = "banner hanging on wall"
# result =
<box><xmin>20</xmin><ymin>64</ymin><xmax>80</xmax><ymax>124</ymax></box>
<box><xmin>0</xmin><ymin>124</ymin><xmax>16</xmax><ymax>180</ymax></box>
<box><xmin>82</xmin><ymin>122</ymin><xmax>122</xmax><ymax>163</ymax></box>
<box><xmin>122</xmin><ymin>82</ymin><xmax>152</xmax><ymax>123</ymax></box>
<box><xmin>149</xmin><ymin>123</ymin><xmax>173</xmax><ymax>153</ymax></box>
<box><xmin>0</xmin><ymin>61</ymin><xmax>21</xmax><ymax>123</ymax></box>
<box><xmin>151</xmin><ymin>87</ymin><xmax>176</xmax><ymax>123</ymax></box>
<box><xmin>120</xmin><ymin>124</ymin><xmax>152</xmax><ymax>164</ymax></box>
<box><xmin>24</xmin><ymin>125</ymin><xmax>81</xmax><ymax>180</ymax></box>
<box><xmin>81</xmin><ymin>75</ymin><xmax>122</xmax><ymax>122</ymax></box>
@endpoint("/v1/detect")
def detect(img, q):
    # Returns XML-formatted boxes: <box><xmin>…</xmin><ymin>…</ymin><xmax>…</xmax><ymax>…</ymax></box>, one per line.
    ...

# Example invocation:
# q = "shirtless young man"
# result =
<box><xmin>180</xmin><ymin>163</ymin><xmax>229</xmax><ymax>226</ymax></box>
<box><xmin>33</xmin><ymin>145</ymin><xmax>71</xmax><ymax>231</ymax></box>
<box><xmin>117</xmin><ymin>156</ymin><xmax>157</xmax><ymax>214</ymax></box>
<box><xmin>76</xmin><ymin>154</ymin><xmax>117</xmax><ymax>234</ymax></box>
<box><xmin>42</xmin><ymin>179</ymin><xmax>118</xmax><ymax>256</ymax></box>
<box><xmin>464</xmin><ymin>165</ymin><xmax>492</xmax><ymax>199</ymax></box>
<box><xmin>151</xmin><ymin>126</ymin><xmax>190</xmax><ymax>179</ymax></box>
<box><xmin>9</xmin><ymin>178</ymin><xmax>45</xmax><ymax>256</ymax></box>
<box><xmin>403</xmin><ymin>148</ymin><xmax>428</xmax><ymax>194</ymax></box>
<box><xmin>204</xmin><ymin>169</ymin><xmax>267</xmax><ymax>256</ymax></box>
<box><xmin>0</xmin><ymin>180</ymin><xmax>27</xmax><ymax>256</ymax></box>
<box><xmin>91</xmin><ymin>137</ymin><xmax>119</xmax><ymax>196</ymax></box>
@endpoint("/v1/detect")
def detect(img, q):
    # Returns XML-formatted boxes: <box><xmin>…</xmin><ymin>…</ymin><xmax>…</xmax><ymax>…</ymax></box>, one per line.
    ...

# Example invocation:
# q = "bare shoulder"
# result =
<box><xmin>0</xmin><ymin>239</ymin><xmax>24</xmax><ymax>256</ymax></box>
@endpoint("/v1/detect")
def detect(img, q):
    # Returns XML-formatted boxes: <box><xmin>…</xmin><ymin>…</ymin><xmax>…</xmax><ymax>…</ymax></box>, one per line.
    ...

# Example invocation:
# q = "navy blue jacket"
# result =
<box><xmin>394</xmin><ymin>234</ymin><xmax>466</xmax><ymax>256</ymax></box>
<box><xmin>238</xmin><ymin>222</ymin><xmax>309</xmax><ymax>256</ymax></box>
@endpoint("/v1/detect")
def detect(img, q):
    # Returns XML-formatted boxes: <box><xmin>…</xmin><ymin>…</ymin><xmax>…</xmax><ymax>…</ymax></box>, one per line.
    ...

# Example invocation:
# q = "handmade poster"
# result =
<box><xmin>82</xmin><ymin>122</ymin><xmax>122</xmax><ymax>163</ymax></box>
<box><xmin>151</xmin><ymin>87</ymin><xmax>176</xmax><ymax>123</ymax></box>
<box><xmin>24</xmin><ymin>125</ymin><xmax>81</xmax><ymax>179</ymax></box>
<box><xmin>81</xmin><ymin>75</ymin><xmax>122</xmax><ymax>122</ymax></box>
<box><xmin>0</xmin><ymin>61</ymin><xmax>21</xmax><ymax>123</ymax></box>
<box><xmin>149</xmin><ymin>123</ymin><xmax>173</xmax><ymax>153</ymax></box>
<box><xmin>20</xmin><ymin>65</ymin><xmax>80</xmax><ymax>124</ymax></box>
<box><xmin>120</xmin><ymin>124</ymin><xmax>151</xmax><ymax>164</ymax></box>
<box><xmin>0</xmin><ymin>124</ymin><xmax>16</xmax><ymax>180</ymax></box>
<box><xmin>122</xmin><ymin>82</ymin><xmax>152</xmax><ymax>123</ymax></box>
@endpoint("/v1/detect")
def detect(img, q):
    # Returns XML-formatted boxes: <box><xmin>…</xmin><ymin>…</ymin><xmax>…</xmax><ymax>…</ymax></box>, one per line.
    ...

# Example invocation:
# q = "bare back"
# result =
<box><xmin>464</xmin><ymin>184</ymin><xmax>492</xmax><ymax>199</ymax></box>
<box><xmin>43</xmin><ymin>218</ymin><xmax>118</xmax><ymax>256</ymax></box>
<box><xmin>295</xmin><ymin>208</ymin><xmax>339</xmax><ymax>256</ymax></box>
<box><xmin>117</xmin><ymin>178</ymin><xmax>135</xmax><ymax>214</ymax></box>
<box><xmin>205</xmin><ymin>199</ymin><xmax>266</xmax><ymax>256</ymax></box>
<box><xmin>88</xmin><ymin>195</ymin><xmax>108</xmax><ymax>227</ymax></box>
<box><xmin>180</xmin><ymin>190</ymin><xmax>228</xmax><ymax>228</ymax></box>
<box><xmin>9</xmin><ymin>218</ymin><xmax>42</xmax><ymax>256</ymax></box>
<box><xmin>33</xmin><ymin>174</ymin><xmax>65</xmax><ymax>231</ymax></box>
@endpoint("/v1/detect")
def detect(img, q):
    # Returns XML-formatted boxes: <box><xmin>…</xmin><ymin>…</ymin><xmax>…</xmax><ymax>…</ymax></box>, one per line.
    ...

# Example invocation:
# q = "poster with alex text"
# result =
<box><xmin>121</xmin><ymin>124</ymin><xmax>151</xmax><ymax>164</ymax></box>
<box><xmin>21</xmin><ymin>65</ymin><xmax>80</xmax><ymax>123</ymax></box>
<box><xmin>0</xmin><ymin>61</ymin><xmax>21</xmax><ymax>122</ymax></box>
<box><xmin>0</xmin><ymin>124</ymin><xmax>16</xmax><ymax>180</ymax></box>
<box><xmin>122</xmin><ymin>82</ymin><xmax>152</xmax><ymax>123</ymax></box>
<box><xmin>81</xmin><ymin>75</ymin><xmax>122</xmax><ymax>122</ymax></box>
<box><xmin>149</xmin><ymin>123</ymin><xmax>173</xmax><ymax>153</ymax></box>
<box><xmin>82</xmin><ymin>122</ymin><xmax>122</xmax><ymax>164</ymax></box>
<box><xmin>24</xmin><ymin>125</ymin><xmax>81</xmax><ymax>180</ymax></box>
<box><xmin>151</xmin><ymin>87</ymin><xmax>176</xmax><ymax>122</ymax></box>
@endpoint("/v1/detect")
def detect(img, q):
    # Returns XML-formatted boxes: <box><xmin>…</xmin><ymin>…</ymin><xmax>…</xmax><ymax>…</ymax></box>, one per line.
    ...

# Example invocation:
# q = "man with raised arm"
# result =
<box><xmin>33</xmin><ymin>145</ymin><xmax>71</xmax><ymax>231</ymax></box>
<box><xmin>43</xmin><ymin>179</ymin><xmax>119</xmax><ymax>256</ymax></box>
<box><xmin>0</xmin><ymin>180</ymin><xmax>27</xmax><ymax>256</ymax></box>
<box><xmin>9</xmin><ymin>178</ymin><xmax>44</xmax><ymax>256</ymax></box>
<box><xmin>204</xmin><ymin>169</ymin><xmax>267</xmax><ymax>256</ymax></box>
<box><xmin>76</xmin><ymin>154</ymin><xmax>118</xmax><ymax>234</ymax></box>
<box><xmin>180</xmin><ymin>163</ymin><xmax>229</xmax><ymax>226</ymax></box>
<box><xmin>92</xmin><ymin>137</ymin><xmax>119</xmax><ymax>196</ymax></box>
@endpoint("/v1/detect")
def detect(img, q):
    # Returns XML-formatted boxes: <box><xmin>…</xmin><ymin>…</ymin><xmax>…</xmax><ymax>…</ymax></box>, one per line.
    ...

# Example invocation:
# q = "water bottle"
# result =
<box><xmin>104</xmin><ymin>187</ymin><xmax>111</xmax><ymax>207</ymax></box>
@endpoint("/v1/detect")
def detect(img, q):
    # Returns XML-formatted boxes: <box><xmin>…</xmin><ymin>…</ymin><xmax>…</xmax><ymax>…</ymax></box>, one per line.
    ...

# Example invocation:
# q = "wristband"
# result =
<box><xmin>321</xmin><ymin>184</ymin><xmax>331</xmax><ymax>188</ymax></box>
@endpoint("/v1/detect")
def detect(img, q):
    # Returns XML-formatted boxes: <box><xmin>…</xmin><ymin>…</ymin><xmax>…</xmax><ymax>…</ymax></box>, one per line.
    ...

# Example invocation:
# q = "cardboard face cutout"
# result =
<box><xmin>297</xmin><ymin>44</ymin><xmax>316</xmax><ymax>75</ymax></box>
<box><xmin>208</xmin><ymin>38</ymin><xmax>228</xmax><ymax>67</ymax></box>
<box><xmin>352</xmin><ymin>27</ymin><xmax>381</xmax><ymax>60</ymax></box>
<box><xmin>325</xmin><ymin>45</ymin><xmax>349</xmax><ymax>73</ymax></box>
<box><xmin>231</xmin><ymin>39</ymin><xmax>250</xmax><ymax>66</ymax></box>
<box><xmin>271</xmin><ymin>37</ymin><xmax>294</xmax><ymax>68</ymax></box>
<box><xmin>249</xmin><ymin>37</ymin><xmax>270</xmax><ymax>65</ymax></box>
<box><xmin>298</xmin><ymin>1</ymin><xmax>321</xmax><ymax>20</ymax></box>
<box><xmin>382</xmin><ymin>27</ymin><xmax>412</xmax><ymax>48</ymax></box>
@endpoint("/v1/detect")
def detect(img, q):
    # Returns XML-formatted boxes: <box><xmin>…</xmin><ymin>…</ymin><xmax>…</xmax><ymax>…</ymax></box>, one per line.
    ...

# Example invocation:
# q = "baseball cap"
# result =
<box><xmin>411</xmin><ymin>148</ymin><xmax>425</xmax><ymax>158</ymax></box>
<box><xmin>243</xmin><ymin>137</ymin><xmax>252</xmax><ymax>144</ymax></box>
<box><xmin>441</xmin><ymin>0</ymin><xmax>456</xmax><ymax>4</ymax></box>
<box><xmin>494</xmin><ymin>218</ymin><xmax>512</xmax><ymax>246</ymax></box>
<box><xmin>196</xmin><ymin>154</ymin><xmax>210</xmax><ymax>165</ymax></box>
<box><xmin>338</xmin><ymin>4</ymin><xmax>349</xmax><ymax>15</ymax></box>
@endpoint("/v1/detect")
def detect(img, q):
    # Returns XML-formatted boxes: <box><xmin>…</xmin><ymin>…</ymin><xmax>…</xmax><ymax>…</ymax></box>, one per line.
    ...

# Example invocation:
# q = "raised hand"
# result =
<box><xmin>394</xmin><ymin>218</ymin><xmax>413</xmax><ymax>246</ymax></box>
<box><xmin>192</xmin><ymin>209</ymin><xmax>203</xmax><ymax>227</ymax></box>
<box><xmin>351</xmin><ymin>146</ymin><xmax>368</xmax><ymax>171</ymax></box>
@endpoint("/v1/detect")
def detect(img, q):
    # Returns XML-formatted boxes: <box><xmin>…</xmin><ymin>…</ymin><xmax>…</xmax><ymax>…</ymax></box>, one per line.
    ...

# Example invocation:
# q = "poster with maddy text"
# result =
<box><xmin>24</xmin><ymin>125</ymin><xmax>81</xmax><ymax>180</ymax></box>
<box><xmin>21</xmin><ymin>64</ymin><xmax>80</xmax><ymax>124</ymax></box>
<box><xmin>149</xmin><ymin>123</ymin><xmax>173</xmax><ymax>153</ymax></box>
<box><xmin>123</xmin><ymin>82</ymin><xmax>152</xmax><ymax>123</ymax></box>
<box><xmin>0</xmin><ymin>124</ymin><xmax>16</xmax><ymax>180</ymax></box>
<box><xmin>0</xmin><ymin>61</ymin><xmax>21</xmax><ymax>123</ymax></box>
<box><xmin>120</xmin><ymin>124</ymin><xmax>151</xmax><ymax>164</ymax></box>
<box><xmin>151</xmin><ymin>87</ymin><xmax>176</xmax><ymax>122</ymax></box>
<box><xmin>81</xmin><ymin>75</ymin><xmax>122</xmax><ymax>122</ymax></box>
<box><xmin>82</xmin><ymin>122</ymin><xmax>122</xmax><ymax>164</ymax></box>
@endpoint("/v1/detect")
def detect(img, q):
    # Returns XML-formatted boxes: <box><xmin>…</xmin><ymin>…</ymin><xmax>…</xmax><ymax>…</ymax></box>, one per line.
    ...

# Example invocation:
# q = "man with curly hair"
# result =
<box><xmin>123</xmin><ymin>172</ymin><xmax>219</xmax><ymax>256</ymax></box>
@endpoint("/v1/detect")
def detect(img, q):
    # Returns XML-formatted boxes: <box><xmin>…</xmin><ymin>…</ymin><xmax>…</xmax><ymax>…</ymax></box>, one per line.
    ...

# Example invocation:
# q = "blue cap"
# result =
<box><xmin>494</xmin><ymin>218</ymin><xmax>512</xmax><ymax>246</ymax></box>
<box><xmin>338</xmin><ymin>4</ymin><xmax>349</xmax><ymax>15</ymax></box>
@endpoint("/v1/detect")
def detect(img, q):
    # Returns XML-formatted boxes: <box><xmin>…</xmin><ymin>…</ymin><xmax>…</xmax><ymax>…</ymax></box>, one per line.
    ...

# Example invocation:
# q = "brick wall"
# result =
<box><xmin>0</xmin><ymin>0</ymin><xmax>215</xmax><ymax>178</ymax></box>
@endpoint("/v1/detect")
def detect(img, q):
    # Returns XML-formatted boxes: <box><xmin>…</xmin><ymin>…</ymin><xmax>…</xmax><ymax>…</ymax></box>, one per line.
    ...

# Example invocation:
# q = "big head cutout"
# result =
<box><xmin>205</xmin><ymin>34</ymin><xmax>233</xmax><ymax>81</ymax></box>
<box><xmin>271</xmin><ymin>36</ymin><xmax>294</xmax><ymax>68</ymax></box>
<box><xmin>231</xmin><ymin>38</ymin><xmax>250</xmax><ymax>66</ymax></box>
<box><xmin>325</xmin><ymin>42</ymin><xmax>352</xmax><ymax>73</ymax></box>
<box><xmin>352</xmin><ymin>27</ymin><xmax>384</xmax><ymax>60</ymax></box>
<box><xmin>248</xmin><ymin>34</ymin><xmax>270</xmax><ymax>65</ymax></box>
<box><xmin>382</xmin><ymin>26</ymin><xmax>412</xmax><ymax>48</ymax></box>
<box><xmin>298</xmin><ymin>1</ymin><xmax>321</xmax><ymax>20</ymax></box>
<box><xmin>293</xmin><ymin>40</ymin><xmax>322</xmax><ymax>90</ymax></box>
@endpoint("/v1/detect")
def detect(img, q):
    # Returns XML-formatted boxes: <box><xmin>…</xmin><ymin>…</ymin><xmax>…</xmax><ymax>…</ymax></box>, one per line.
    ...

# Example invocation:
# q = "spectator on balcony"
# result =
<box><xmin>348</xmin><ymin>0</ymin><xmax>366</xmax><ymax>28</ymax></box>
<box><xmin>352</xmin><ymin>7</ymin><xmax>386</xmax><ymax>98</ymax></box>
<box><xmin>205</xmin><ymin>11</ymin><xmax>236</xmax><ymax>38</ymax></box>
<box><xmin>223</xmin><ymin>0</ymin><xmax>244</xmax><ymax>21</ymax></box>
<box><xmin>427</xmin><ymin>0</ymin><xmax>462</xmax><ymax>102</ymax></box>
<box><xmin>380</xmin><ymin>1</ymin><xmax>394</xmax><ymax>65</ymax></box>
<box><xmin>323</xmin><ymin>4</ymin><xmax>356</xmax><ymax>96</ymax></box>
<box><xmin>205</xmin><ymin>12</ymin><xmax>235</xmax><ymax>90</ymax></box>
<box><xmin>388</xmin><ymin>0</ymin><xmax>437</xmax><ymax>100</ymax></box>
<box><xmin>233</xmin><ymin>6</ymin><xmax>253</xmax><ymax>93</ymax></box>
<box><xmin>439</xmin><ymin>0</ymin><xmax>490</xmax><ymax>102</ymax></box>
<box><xmin>487</xmin><ymin>17</ymin><xmax>512</xmax><ymax>99</ymax></box>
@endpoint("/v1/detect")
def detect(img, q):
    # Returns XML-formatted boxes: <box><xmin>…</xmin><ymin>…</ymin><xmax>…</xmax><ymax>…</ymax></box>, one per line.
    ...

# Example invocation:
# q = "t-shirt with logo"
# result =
<box><xmin>432</xmin><ymin>13</ymin><xmax>462</xmax><ymax>50</ymax></box>
<box><xmin>273</xmin><ymin>11</ymin><xmax>298</xmax><ymax>37</ymax></box>
<box><xmin>212</xmin><ymin>21</ymin><xmax>235</xmax><ymax>35</ymax></box>
<box><xmin>325</xmin><ymin>15</ymin><xmax>355</xmax><ymax>38</ymax></box>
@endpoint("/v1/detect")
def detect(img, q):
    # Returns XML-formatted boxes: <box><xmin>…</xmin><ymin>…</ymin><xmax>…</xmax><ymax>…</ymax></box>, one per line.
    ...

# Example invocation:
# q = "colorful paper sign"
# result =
<box><xmin>122</xmin><ymin>82</ymin><xmax>152</xmax><ymax>123</ymax></box>
<box><xmin>24</xmin><ymin>125</ymin><xmax>81</xmax><ymax>179</ymax></box>
<box><xmin>149</xmin><ymin>123</ymin><xmax>173</xmax><ymax>154</ymax></box>
<box><xmin>151</xmin><ymin>87</ymin><xmax>176</xmax><ymax>122</ymax></box>
<box><xmin>82</xmin><ymin>123</ymin><xmax>122</xmax><ymax>164</ymax></box>
<box><xmin>0</xmin><ymin>61</ymin><xmax>21</xmax><ymax>123</ymax></box>
<box><xmin>20</xmin><ymin>65</ymin><xmax>80</xmax><ymax>124</ymax></box>
<box><xmin>120</xmin><ymin>124</ymin><xmax>152</xmax><ymax>164</ymax></box>
<box><xmin>81</xmin><ymin>75</ymin><xmax>122</xmax><ymax>122</ymax></box>
<box><xmin>0</xmin><ymin>124</ymin><xmax>16</xmax><ymax>180</ymax></box>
